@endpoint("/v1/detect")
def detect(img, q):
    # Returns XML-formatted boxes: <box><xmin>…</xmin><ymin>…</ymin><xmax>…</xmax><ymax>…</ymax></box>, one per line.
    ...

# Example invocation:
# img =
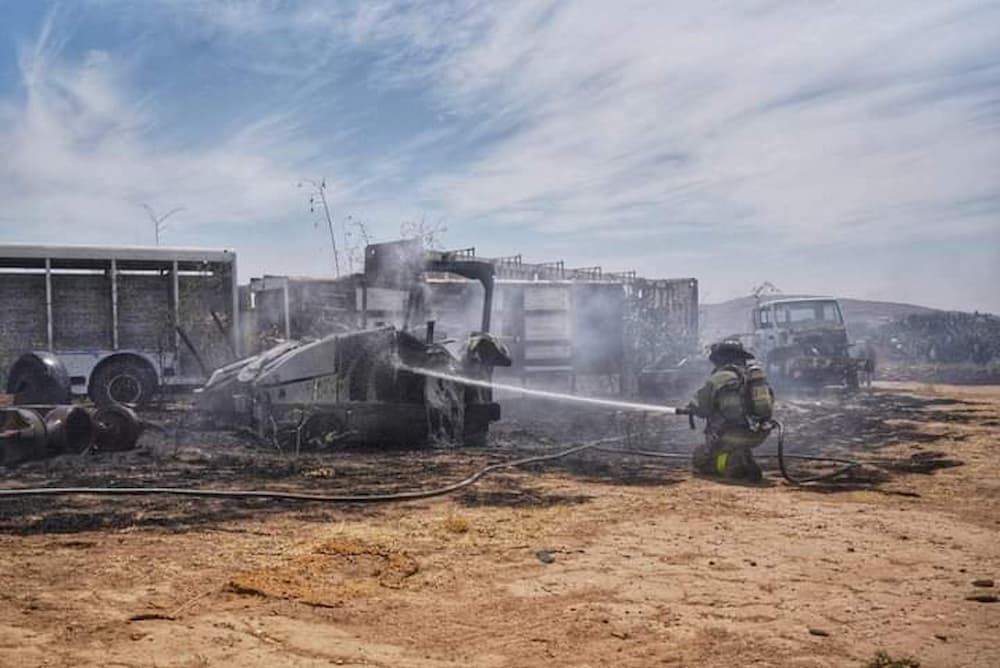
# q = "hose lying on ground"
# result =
<box><xmin>599</xmin><ymin>418</ymin><xmax>861</xmax><ymax>485</ymax></box>
<box><xmin>770</xmin><ymin>420</ymin><xmax>861</xmax><ymax>485</ymax></box>
<box><xmin>0</xmin><ymin>437</ymin><xmax>625</xmax><ymax>503</ymax></box>
<box><xmin>595</xmin><ymin>442</ymin><xmax>862</xmax><ymax>485</ymax></box>
<box><xmin>671</xmin><ymin>409</ymin><xmax>861</xmax><ymax>485</ymax></box>
<box><xmin>0</xmin><ymin>422</ymin><xmax>866</xmax><ymax>502</ymax></box>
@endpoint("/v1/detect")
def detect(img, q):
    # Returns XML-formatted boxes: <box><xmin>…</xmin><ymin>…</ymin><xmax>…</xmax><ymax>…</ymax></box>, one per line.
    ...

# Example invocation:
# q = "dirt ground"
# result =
<box><xmin>0</xmin><ymin>383</ymin><xmax>997</xmax><ymax>668</ymax></box>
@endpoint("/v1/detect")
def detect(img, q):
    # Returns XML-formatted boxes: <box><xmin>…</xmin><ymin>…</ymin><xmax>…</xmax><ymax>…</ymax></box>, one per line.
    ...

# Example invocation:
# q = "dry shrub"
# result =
<box><xmin>866</xmin><ymin>651</ymin><xmax>920</xmax><ymax>668</ymax></box>
<box><xmin>443</xmin><ymin>514</ymin><xmax>471</xmax><ymax>534</ymax></box>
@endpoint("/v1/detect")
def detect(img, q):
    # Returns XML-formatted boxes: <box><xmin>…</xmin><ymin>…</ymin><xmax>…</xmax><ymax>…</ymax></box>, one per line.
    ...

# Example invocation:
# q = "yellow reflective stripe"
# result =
<box><xmin>715</xmin><ymin>452</ymin><xmax>729</xmax><ymax>475</ymax></box>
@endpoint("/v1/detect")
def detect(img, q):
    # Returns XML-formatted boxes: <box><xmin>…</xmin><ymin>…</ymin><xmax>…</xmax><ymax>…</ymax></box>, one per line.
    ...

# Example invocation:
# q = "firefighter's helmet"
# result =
<box><xmin>708</xmin><ymin>339</ymin><xmax>754</xmax><ymax>365</ymax></box>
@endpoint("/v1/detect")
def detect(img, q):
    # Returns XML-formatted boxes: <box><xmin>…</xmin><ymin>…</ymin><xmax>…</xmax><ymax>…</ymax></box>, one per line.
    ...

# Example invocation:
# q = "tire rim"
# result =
<box><xmin>107</xmin><ymin>373</ymin><xmax>143</xmax><ymax>405</ymax></box>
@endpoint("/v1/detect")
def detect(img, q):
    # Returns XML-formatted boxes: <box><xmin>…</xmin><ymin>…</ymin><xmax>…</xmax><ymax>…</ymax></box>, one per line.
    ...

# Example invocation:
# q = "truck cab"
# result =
<box><xmin>750</xmin><ymin>297</ymin><xmax>860</xmax><ymax>389</ymax></box>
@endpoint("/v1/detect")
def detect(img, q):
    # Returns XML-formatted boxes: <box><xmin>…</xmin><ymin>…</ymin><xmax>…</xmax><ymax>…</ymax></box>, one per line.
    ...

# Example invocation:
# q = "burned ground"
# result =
<box><xmin>0</xmin><ymin>383</ymin><xmax>997</xmax><ymax>667</ymax></box>
<box><xmin>0</xmin><ymin>389</ymin><xmax>982</xmax><ymax>534</ymax></box>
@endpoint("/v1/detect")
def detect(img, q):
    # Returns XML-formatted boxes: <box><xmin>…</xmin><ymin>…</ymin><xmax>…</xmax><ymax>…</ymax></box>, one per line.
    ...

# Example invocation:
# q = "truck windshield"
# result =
<box><xmin>772</xmin><ymin>301</ymin><xmax>843</xmax><ymax>326</ymax></box>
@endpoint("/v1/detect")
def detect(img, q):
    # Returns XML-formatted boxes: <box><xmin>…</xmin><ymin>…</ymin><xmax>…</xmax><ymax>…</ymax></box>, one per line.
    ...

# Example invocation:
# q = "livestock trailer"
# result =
<box><xmin>241</xmin><ymin>252</ymin><xmax>700</xmax><ymax>396</ymax></box>
<box><xmin>0</xmin><ymin>244</ymin><xmax>239</xmax><ymax>404</ymax></box>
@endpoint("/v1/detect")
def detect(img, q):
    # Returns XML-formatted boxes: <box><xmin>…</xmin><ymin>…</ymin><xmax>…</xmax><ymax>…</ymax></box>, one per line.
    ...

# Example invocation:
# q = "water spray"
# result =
<box><xmin>395</xmin><ymin>364</ymin><xmax>860</xmax><ymax>484</ymax></box>
<box><xmin>395</xmin><ymin>364</ymin><xmax>678</xmax><ymax>415</ymax></box>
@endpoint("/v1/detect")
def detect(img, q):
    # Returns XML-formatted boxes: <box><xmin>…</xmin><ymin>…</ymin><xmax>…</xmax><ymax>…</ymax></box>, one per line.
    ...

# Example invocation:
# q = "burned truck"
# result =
<box><xmin>196</xmin><ymin>240</ymin><xmax>509</xmax><ymax>447</ymax></box>
<box><xmin>748</xmin><ymin>297</ymin><xmax>865</xmax><ymax>390</ymax></box>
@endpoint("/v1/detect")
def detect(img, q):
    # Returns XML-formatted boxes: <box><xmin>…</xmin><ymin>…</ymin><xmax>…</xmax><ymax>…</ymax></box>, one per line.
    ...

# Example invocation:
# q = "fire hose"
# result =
<box><xmin>0</xmin><ymin>438</ymin><xmax>624</xmax><ymax>503</ymax></box>
<box><xmin>672</xmin><ymin>408</ymin><xmax>860</xmax><ymax>485</ymax></box>
<box><xmin>0</xmin><ymin>423</ymin><xmax>862</xmax><ymax>503</ymax></box>
<box><xmin>769</xmin><ymin>419</ymin><xmax>861</xmax><ymax>484</ymax></box>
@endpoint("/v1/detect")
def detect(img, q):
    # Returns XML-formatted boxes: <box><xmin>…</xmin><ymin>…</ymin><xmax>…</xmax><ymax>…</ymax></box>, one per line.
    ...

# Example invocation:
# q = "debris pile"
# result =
<box><xmin>0</xmin><ymin>403</ymin><xmax>142</xmax><ymax>466</ymax></box>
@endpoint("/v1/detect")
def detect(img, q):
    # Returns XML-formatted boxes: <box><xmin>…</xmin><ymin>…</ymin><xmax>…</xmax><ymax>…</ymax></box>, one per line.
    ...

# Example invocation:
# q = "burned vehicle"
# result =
<box><xmin>195</xmin><ymin>241</ymin><xmax>510</xmax><ymax>447</ymax></box>
<box><xmin>748</xmin><ymin>297</ymin><xmax>864</xmax><ymax>390</ymax></box>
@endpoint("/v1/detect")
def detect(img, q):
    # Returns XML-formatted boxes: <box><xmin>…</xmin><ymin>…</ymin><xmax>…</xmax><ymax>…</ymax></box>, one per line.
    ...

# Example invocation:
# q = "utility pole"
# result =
<box><xmin>142</xmin><ymin>204</ymin><xmax>185</xmax><ymax>246</ymax></box>
<box><xmin>299</xmin><ymin>178</ymin><xmax>341</xmax><ymax>277</ymax></box>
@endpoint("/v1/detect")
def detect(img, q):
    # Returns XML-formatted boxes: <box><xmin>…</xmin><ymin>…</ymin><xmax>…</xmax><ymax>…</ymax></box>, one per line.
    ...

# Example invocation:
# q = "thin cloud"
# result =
<box><xmin>1</xmin><ymin>1</ymin><xmax>998</xmax><ymax>311</ymax></box>
<box><xmin>394</xmin><ymin>1</ymin><xmax>1000</xmax><ymax>247</ymax></box>
<box><xmin>0</xmin><ymin>9</ymin><xmax>331</xmax><ymax>247</ymax></box>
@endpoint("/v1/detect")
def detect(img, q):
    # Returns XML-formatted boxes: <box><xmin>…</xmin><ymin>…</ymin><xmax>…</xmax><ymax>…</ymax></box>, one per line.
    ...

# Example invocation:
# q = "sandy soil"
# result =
<box><xmin>0</xmin><ymin>384</ymin><xmax>997</xmax><ymax>667</ymax></box>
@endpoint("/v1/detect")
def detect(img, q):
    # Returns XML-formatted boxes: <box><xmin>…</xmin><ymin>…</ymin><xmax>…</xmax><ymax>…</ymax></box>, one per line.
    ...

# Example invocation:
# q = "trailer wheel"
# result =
<box><xmin>89</xmin><ymin>358</ymin><xmax>158</xmax><ymax>407</ymax></box>
<box><xmin>6</xmin><ymin>352</ymin><xmax>71</xmax><ymax>404</ymax></box>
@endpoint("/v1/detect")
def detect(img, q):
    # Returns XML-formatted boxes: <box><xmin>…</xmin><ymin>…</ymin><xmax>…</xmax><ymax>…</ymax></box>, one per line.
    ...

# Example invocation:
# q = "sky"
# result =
<box><xmin>0</xmin><ymin>1</ymin><xmax>997</xmax><ymax>312</ymax></box>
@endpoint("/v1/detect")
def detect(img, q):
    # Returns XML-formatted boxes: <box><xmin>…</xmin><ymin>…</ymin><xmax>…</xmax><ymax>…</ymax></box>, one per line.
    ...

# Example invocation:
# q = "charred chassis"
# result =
<box><xmin>195</xmin><ymin>241</ymin><xmax>509</xmax><ymax>448</ymax></box>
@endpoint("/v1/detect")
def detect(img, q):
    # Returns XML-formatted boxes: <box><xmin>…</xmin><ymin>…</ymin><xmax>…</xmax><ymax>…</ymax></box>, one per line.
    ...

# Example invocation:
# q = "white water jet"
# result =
<box><xmin>397</xmin><ymin>364</ymin><xmax>678</xmax><ymax>415</ymax></box>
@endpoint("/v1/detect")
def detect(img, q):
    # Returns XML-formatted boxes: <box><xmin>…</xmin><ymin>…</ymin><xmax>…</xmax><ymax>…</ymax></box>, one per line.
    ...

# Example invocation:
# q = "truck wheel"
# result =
<box><xmin>89</xmin><ymin>359</ymin><xmax>158</xmax><ymax>407</ymax></box>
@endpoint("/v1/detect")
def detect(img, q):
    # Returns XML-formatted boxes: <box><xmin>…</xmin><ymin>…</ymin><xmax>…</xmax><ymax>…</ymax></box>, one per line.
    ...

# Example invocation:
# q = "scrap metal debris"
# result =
<box><xmin>1</xmin><ymin>403</ymin><xmax>142</xmax><ymax>466</ymax></box>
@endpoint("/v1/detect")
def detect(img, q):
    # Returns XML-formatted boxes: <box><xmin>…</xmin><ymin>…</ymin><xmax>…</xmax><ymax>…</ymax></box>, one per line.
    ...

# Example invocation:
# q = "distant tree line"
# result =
<box><xmin>876</xmin><ymin>312</ymin><xmax>1000</xmax><ymax>365</ymax></box>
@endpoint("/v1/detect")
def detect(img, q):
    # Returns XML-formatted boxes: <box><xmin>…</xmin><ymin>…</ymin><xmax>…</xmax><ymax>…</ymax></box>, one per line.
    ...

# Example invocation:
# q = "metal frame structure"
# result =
<box><xmin>240</xmin><ymin>241</ymin><xmax>698</xmax><ymax>396</ymax></box>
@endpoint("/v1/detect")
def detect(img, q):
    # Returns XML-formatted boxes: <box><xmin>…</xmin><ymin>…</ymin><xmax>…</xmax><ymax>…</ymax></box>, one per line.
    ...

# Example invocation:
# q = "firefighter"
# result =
<box><xmin>862</xmin><ymin>341</ymin><xmax>876</xmax><ymax>387</ymax></box>
<box><xmin>682</xmin><ymin>339</ymin><xmax>775</xmax><ymax>482</ymax></box>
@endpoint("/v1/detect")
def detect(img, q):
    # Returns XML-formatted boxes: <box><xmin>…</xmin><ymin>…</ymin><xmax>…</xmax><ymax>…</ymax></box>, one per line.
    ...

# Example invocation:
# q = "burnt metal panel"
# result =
<box><xmin>51</xmin><ymin>274</ymin><xmax>113</xmax><ymax>350</ymax></box>
<box><xmin>522</xmin><ymin>283</ymin><xmax>574</xmax><ymax>376</ymax></box>
<box><xmin>117</xmin><ymin>273</ymin><xmax>172</xmax><ymax>352</ymax></box>
<box><xmin>572</xmin><ymin>283</ymin><xmax>626</xmax><ymax>374</ymax></box>
<box><xmin>364</xmin><ymin>239</ymin><xmax>424</xmax><ymax>288</ymax></box>
<box><xmin>253</xmin><ymin>276</ymin><xmax>360</xmax><ymax>343</ymax></box>
<box><xmin>523</xmin><ymin>285</ymin><xmax>571</xmax><ymax>311</ymax></box>
<box><xmin>0</xmin><ymin>274</ymin><xmax>48</xmax><ymax>389</ymax></box>
<box><xmin>178</xmin><ymin>272</ymin><xmax>235</xmax><ymax>375</ymax></box>
<box><xmin>426</xmin><ymin>281</ymin><xmax>486</xmax><ymax>340</ymax></box>
<box><xmin>625</xmin><ymin>277</ymin><xmax>700</xmax><ymax>377</ymax></box>
<box><xmin>491</xmin><ymin>282</ymin><xmax>525</xmax><ymax>370</ymax></box>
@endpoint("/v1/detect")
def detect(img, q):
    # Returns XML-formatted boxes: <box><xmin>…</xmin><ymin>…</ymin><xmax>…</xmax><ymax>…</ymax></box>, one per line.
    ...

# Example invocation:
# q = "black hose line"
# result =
<box><xmin>0</xmin><ymin>421</ymin><xmax>864</xmax><ymax>502</ymax></box>
<box><xmin>0</xmin><ymin>438</ymin><xmax>623</xmax><ymax>503</ymax></box>
<box><xmin>596</xmin><ymin>419</ymin><xmax>861</xmax><ymax>486</ymax></box>
<box><xmin>771</xmin><ymin>419</ymin><xmax>860</xmax><ymax>485</ymax></box>
<box><xmin>596</xmin><ymin>445</ymin><xmax>861</xmax><ymax>469</ymax></box>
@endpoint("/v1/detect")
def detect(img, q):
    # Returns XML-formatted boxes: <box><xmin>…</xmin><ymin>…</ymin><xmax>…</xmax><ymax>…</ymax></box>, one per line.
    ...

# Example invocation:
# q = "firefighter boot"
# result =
<box><xmin>715</xmin><ymin>446</ymin><xmax>763</xmax><ymax>483</ymax></box>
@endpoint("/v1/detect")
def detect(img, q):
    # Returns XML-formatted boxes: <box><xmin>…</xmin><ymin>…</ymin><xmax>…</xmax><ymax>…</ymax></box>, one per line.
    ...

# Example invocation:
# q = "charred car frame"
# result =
<box><xmin>195</xmin><ymin>240</ymin><xmax>510</xmax><ymax>448</ymax></box>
